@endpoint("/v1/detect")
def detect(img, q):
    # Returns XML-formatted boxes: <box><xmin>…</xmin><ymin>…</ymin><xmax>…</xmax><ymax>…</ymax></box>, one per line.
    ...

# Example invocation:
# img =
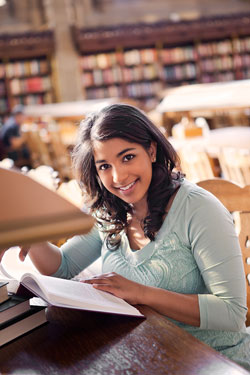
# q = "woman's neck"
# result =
<box><xmin>131</xmin><ymin>197</ymin><xmax>148</xmax><ymax>222</ymax></box>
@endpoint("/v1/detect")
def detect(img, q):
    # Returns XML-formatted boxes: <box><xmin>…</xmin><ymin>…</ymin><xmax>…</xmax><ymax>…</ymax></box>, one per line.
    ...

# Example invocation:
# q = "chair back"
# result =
<box><xmin>178</xmin><ymin>147</ymin><xmax>215</xmax><ymax>182</ymax></box>
<box><xmin>23</xmin><ymin>126</ymin><xmax>52</xmax><ymax>168</ymax></box>
<box><xmin>197</xmin><ymin>178</ymin><xmax>250</xmax><ymax>326</ymax></box>
<box><xmin>218</xmin><ymin>147</ymin><xmax>250</xmax><ymax>186</ymax></box>
<box><xmin>48</xmin><ymin>127</ymin><xmax>73</xmax><ymax>180</ymax></box>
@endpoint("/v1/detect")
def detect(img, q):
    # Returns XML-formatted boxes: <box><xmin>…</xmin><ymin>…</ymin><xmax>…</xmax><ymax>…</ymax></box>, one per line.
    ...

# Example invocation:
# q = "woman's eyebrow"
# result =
<box><xmin>95</xmin><ymin>147</ymin><xmax>136</xmax><ymax>164</ymax></box>
<box><xmin>117</xmin><ymin>147</ymin><xmax>136</xmax><ymax>157</ymax></box>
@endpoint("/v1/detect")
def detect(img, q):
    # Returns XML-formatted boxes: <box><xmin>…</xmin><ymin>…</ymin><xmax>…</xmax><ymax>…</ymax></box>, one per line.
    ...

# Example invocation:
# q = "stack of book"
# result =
<box><xmin>0</xmin><ymin>282</ymin><xmax>47</xmax><ymax>347</ymax></box>
<box><xmin>0</xmin><ymin>281</ymin><xmax>9</xmax><ymax>304</ymax></box>
<box><xmin>0</xmin><ymin>166</ymin><xmax>94</xmax><ymax>347</ymax></box>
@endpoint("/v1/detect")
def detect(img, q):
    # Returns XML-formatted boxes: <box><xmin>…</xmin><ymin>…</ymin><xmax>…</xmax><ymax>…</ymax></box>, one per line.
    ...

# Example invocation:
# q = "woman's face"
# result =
<box><xmin>93</xmin><ymin>137</ymin><xmax>156</xmax><ymax>208</ymax></box>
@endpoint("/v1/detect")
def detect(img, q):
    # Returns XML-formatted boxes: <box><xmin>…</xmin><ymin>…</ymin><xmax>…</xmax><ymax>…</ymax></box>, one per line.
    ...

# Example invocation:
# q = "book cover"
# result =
<box><xmin>27</xmin><ymin>77</ymin><xmax>43</xmax><ymax>93</ymax></box>
<box><xmin>0</xmin><ymin>306</ymin><xmax>47</xmax><ymax>347</ymax></box>
<box><xmin>0</xmin><ymin>281</ymin><xmax>9</xmax><ymax>304</ymax></box>
<box><xmin>0</xmin><ymin>294</ymin><xmax>30</xmax><ymax>325</ymax></box>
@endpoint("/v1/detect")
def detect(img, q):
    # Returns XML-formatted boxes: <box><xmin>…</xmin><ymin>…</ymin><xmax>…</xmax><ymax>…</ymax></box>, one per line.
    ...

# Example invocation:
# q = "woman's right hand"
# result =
<box><xmin>18</xmin><ymin>246</ymin><xmax>31</xmax><ymax>262</ymax></box>
<box><xmin>0</xmin><ymin>245</ymin><xmax>31</xmax><ymax>262</ymax></box>
<box><xmin>0</xmin><ymin>248</ymin><xmax>9</xmax><ymax>262</ymax></box>
<box><xmin>1</xmin><ymin>242</ymin><xmax>62</xmax><ymax>276</ymax></box>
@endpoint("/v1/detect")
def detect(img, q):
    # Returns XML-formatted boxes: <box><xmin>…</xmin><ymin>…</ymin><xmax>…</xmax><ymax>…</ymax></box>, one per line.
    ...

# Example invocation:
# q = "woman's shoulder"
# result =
<box><xmin>172</xmin><ymin>178</ymin><xmax>228</xmax><ymax>216</ymax></box>
<box><xmin>164</xmin><ymin>178</ymin><xmax>232</xmax><ymax>240</ymax></box>
<box><xmin>179</xmin><ymin>179</ymin><xmax>221</xmax><ymax>202</ymax></box>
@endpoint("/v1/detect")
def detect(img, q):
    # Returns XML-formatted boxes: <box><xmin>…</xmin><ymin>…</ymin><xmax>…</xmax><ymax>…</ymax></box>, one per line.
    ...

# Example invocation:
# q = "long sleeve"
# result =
<box><xmin>183</xmin><ymin>188</ymin><xmax>247</xmax><ymax>331</ymax></box>
<box><xmin>53</xmin><ymin>225</ymin><xmax>103</xmax><ymax>279</ymax></box>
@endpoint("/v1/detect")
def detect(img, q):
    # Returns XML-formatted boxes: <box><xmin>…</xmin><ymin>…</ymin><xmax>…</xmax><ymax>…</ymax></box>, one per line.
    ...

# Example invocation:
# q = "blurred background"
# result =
<box><xmin>0</xmin><ymin>0</ymin><xmax>250</xmax><ymax>187</ymax></box>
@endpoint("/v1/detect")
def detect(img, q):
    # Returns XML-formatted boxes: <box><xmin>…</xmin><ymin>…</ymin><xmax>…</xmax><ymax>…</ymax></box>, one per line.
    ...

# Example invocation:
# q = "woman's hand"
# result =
<box><xmin>83</xmin><ymin>272</ymin><xmax>146</xmax><ymax>305</ymax></box>
<box><xmin>0</xmin><ymin>246</ymin><xmax>31</xmax><ymax>262</ymax></box>
<box><xmin>18</xmin><ymin>246</ymin><xmax>31</xmax><ymax>261</ymax></box>
<box><xmin>0</xmin><ymin>248</ymin><xmax>8</xmax><ymax>262</ymax></box>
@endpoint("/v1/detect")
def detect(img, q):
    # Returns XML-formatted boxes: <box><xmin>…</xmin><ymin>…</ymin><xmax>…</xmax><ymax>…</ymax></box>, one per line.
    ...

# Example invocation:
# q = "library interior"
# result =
<box><xmin>0</xmin><ymin>1</ymin><xmax>250</xmax><ymax>374</ymax></box>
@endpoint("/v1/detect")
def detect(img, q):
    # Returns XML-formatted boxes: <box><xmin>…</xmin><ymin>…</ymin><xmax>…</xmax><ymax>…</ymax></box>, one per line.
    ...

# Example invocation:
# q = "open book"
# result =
<box><xmin>0</xmin><ymin>167</ymin><xmax>94</xmax><ymax>249</ymax></box>
<box><xmin>0</xmin><ymin>168</ymin><xmax>143</xmax><ymax>317</ymax></box>
<box><xmin>0</xmin><ymin>260</ymin><xmax>143</xmax><ymax>318</ymax></box>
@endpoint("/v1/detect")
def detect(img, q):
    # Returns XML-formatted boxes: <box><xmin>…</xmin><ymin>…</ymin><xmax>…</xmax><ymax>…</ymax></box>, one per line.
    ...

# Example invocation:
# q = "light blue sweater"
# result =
<box><xmin>54</xmin><ymin>179</ymin><xmax>250</xmax><ymax>371</ymax></box>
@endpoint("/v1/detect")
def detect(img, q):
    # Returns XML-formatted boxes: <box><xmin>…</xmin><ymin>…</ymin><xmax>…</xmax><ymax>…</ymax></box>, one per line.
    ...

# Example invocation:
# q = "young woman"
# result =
<box><xmin>1</xmin><ymin>104</ymin><xmax>249</xmax><ymax>370</ymax></box>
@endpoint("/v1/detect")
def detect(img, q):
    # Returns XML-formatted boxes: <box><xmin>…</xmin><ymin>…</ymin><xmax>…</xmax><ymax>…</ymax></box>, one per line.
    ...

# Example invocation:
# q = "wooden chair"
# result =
<box><xmin>54</xmin><ymin>179</ymin><xmax>85</xmax><ymax>247</ymax></box>
<box><xmin>178</xmin><ymin>147</ymin><xmax>215</xmax><ymax>182</ymax></box>
<box><xmin>58</xmin><ymin>120</ymin><xmax>78</xmax><ymax>150</ymax></box>
<box><xmin>48</xmin><ymin>127</ymin><xmax>73</xmax><ymax>181</ymax></box>
<box><xmin>197</xmin><ymin>178</ymin><xmax>250</xmax><ymax>327</ymax></box>
<box><xmin>218</xmin><ymin>147</ymin><xmax>250</xmax><ymax>186</ymax></box>
<box><xmin>23</xmin><ymin>125</ymin><xmax>53</xmax><ymax>168</ymax></box>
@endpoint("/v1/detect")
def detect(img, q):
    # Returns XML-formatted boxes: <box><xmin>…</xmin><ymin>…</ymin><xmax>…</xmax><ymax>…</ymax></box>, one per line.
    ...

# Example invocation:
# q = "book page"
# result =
<box><xmin>1</xmin><ymin>246</ymin><xmax>39</xmax><ymax>280</ymax></box>
<box><xmin>0</xmin><ymin>246</ymin><xmax>39</xmax><ymax>293</ymax></box>
<box><xmin>1</xmin><ymin>247</ymin><xmax>143</xmax><ymax>317</ymax></box>
<box><xmin>21</xmin><ymin>273</ymin><xmax>143</xmax><ymax>317</ymax></box>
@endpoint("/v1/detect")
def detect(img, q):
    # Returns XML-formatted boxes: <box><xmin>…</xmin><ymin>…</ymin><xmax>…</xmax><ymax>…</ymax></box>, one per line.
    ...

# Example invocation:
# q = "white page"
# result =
<box><xmin>1</xmin><ymin>247</ymin><xmax>143</xmax><ymax>317</ymax></box>
<box><xmin>1</xmin><ymin>246</ymin><xmax>38</xmax><ymax>279</ymax></box>
<box><xmin>21</xmin><ymin>273</ymin><xmax>143</xmax><ymax>317</ymax></box>
<box><xmin>0</xmin><ymin>246</ymin><xmax>39</xmax><ymax>293</ymax></box>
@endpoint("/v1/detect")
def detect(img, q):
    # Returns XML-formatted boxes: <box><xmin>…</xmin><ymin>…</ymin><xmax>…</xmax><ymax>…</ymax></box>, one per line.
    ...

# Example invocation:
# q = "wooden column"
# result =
<box><xmin>44</xmin><ymin>0</ymin><xmax>84</xmax><ymax>102</ymax></box>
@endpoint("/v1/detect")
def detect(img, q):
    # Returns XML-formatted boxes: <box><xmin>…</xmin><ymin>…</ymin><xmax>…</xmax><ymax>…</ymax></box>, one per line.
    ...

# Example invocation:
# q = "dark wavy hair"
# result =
<box><xmin>72</xmin><ymin>103</ymin><xmax>181</xmax><ymax>249</ymax></box>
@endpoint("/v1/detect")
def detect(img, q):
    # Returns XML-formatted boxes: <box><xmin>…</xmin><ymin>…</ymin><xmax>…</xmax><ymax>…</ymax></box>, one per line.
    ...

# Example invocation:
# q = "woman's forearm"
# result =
<box><xmin>139</xmin><ymin>285</ymin><xmax>200</xmax><ymax>327</ymax></box>
<box><xmin>84</xmin><ymin>272</ymin><xmax>200</xmax><ymax>327</ymax></box>
<box><xmin>28</xmin><ymin>242</ymin><xmax>62</xmax><ymax>276</ymax></box>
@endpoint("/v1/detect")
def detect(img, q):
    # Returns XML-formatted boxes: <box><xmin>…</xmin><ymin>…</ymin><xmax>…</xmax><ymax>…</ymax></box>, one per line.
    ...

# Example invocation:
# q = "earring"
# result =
<box><xmin>152</xmin><ymin>156</ymin><xmax>156</xmax><ymax>162</ymax></box>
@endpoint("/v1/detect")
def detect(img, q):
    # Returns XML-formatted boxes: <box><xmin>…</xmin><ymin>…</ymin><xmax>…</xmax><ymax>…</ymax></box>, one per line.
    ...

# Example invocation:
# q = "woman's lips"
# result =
<box><xmin>115</xmin><ymin>179</ymin><xmax>138</xmax><ymax>194</ymax></box>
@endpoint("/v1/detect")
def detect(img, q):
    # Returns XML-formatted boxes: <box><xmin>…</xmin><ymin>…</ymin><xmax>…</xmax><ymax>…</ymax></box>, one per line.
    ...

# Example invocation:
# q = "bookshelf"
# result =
<box><xmin>72</xmin><ymin>13</ymin><xmax>250</xmax><ymax>105</ymax></box>
<box><xmin>80</xmin><ymin>47</ymin><xmax>163</xmax><ymax>101</ymax></box>
<box><xmin>0</xmin><ymin>31</ymin><xmax>55</xmax><ymax>119</ymax></box>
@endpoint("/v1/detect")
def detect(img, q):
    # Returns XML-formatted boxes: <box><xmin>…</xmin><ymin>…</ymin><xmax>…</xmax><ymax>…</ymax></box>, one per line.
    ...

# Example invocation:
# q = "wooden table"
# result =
<box><xmin>167</xmin><ymin>126</ymin><xmax>250</xmax><ymax>178</ymax></box>
<box><xmin>157</xmin><ymin>80</ymin><xmax>250</xmax><ymax>113</ymax></box>
<box><xmin>168</xmin><ymin>126</ymin><xmax>250</xmax><ymax>157</ymax></box>
<box><xmin>168</xmin><ymin>126</ymin><xmax>250</xmax><ymax>156</ymax></box>
<box><xmin>0</xmin><ymin>305</ymin><xmax>248</xmax><ymax>375</ymax></box>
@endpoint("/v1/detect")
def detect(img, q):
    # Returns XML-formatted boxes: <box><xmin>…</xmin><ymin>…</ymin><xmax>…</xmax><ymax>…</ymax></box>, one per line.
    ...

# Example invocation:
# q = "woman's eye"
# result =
<box><xmin>124</xmin><ymin>154</ymin><xmax>135</xmax><ymax>162</ymax></box>
<box><xmin>99</xmin><ymin>163</ymin><xmax>110</xmax><ymax>171</ymax></box>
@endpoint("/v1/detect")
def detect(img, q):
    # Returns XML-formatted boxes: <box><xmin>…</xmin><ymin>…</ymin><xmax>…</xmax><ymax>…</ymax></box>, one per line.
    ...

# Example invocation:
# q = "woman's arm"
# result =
<box><xmin>84</xmin><ymin>187</ymin><xmax>247</xmax><ymax>330</ymax></box>
<box><xmin>50</xmin><ymin>225</ymin><xmax>103</xmax><ymax>279</ymax></box>
<box><xmin>187</xmin><ymin>190</ymin><xmax>247</xmax><ymax>331</ymax></box>
<box><xmin>84</xmin><ymin>273</ymin><xmax>200</xmax><ymax>326</ymax></box>
<box><xmin>27</xmin><ymin>242</ymin><xmax>62</xmax><ymax>275</ymax></box>
<box><xmin>0</xmin><ymin>242</ymin><xmax>62</xmax><ymax>276</ymax></box>
<box><xmin>0</xmin><ymin>225</ymin><xmax>103</xmax><ymax>279</ymax></box>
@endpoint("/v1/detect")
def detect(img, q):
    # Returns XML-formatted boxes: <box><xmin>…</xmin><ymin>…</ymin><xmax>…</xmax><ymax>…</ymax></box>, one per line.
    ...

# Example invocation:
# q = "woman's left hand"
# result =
<box><xmin>83</xmin><ymin>272</ymin><xmax>145</xmax><ymax>305</ymax></box>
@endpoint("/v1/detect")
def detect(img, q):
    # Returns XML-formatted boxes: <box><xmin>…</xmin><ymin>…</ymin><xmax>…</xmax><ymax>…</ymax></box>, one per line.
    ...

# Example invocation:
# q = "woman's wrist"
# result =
<box><xmin>136</xmin><ymin>283</ymin><xmax>150</xmax><ymax>305</ymax></box>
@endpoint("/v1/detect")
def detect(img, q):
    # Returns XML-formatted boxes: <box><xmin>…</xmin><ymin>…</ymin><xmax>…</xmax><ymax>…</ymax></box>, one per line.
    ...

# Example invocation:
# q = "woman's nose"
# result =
<box><xmin>112</xmin><ymin>166</ymin><xmax>127</xmax><ymax>184</ymax></box>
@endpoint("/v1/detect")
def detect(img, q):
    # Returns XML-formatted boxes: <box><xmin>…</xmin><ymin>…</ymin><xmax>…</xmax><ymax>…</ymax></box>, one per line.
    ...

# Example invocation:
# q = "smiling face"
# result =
<box><xmin>93</xmin><ymin>138</ymin><xmax>156</xmax><ymax>210</ymax></box>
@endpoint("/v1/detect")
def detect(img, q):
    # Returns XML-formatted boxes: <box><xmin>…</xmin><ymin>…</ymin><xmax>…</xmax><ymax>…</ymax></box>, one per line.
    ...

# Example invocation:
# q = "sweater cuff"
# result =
<box><xmin>198</xmin><ymin>294</ymin><xmax>208</xmax><ymax>329</ymax></box>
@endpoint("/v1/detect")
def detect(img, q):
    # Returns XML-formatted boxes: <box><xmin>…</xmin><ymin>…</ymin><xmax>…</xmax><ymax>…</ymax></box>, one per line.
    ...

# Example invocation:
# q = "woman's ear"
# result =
<box><xmin>149</xmin><ymin>141</ymin><xmax>157</xmax><ymax>162</ymax></box>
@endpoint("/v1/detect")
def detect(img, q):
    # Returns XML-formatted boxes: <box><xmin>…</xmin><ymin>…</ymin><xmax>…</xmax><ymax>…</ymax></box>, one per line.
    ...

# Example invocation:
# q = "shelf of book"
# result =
<box><xmin>0</xmin><ymin>31</ymin><xmax>55</xmax><ymax>118</ymax></box>
<box><xmin>1</xmin><ymin>57</ymin><xmax>54</xmax><ymax>112</ymax></box>
<box><xmin>73</xmin><ymin>13</ymin><xmax>250</xmax><ymax>104</ymax></box>
<box><xmin>80</xmin><ymin>48</ymin><xmax>163</xmax><ymax>102</ymax></box>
